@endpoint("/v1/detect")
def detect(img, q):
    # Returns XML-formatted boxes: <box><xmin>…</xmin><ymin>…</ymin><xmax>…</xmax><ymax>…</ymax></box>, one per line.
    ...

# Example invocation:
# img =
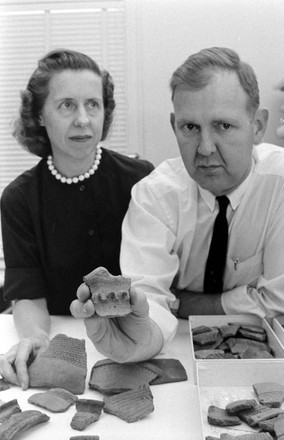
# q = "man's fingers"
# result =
<box><xmin>129</xmin><ymin>288</ymin><xmax>149</xmax><ymax>317</ymax></box>
<box><xmin>76</xmin><ymin>283</ymin><xmax>91</xmax><ymax>302</ymax></box>
<box><xmin>70</xmin><ymin>298</ymin><xmax>95</xmax><ymax>318</ymax></box>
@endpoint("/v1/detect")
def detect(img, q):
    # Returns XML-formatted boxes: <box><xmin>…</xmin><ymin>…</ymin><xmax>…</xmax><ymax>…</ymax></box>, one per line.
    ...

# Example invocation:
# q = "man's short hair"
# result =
<box><xmin>170</xmin><ymin>47</ymin><xmax>259</xmax><ymax>113</ymax></box>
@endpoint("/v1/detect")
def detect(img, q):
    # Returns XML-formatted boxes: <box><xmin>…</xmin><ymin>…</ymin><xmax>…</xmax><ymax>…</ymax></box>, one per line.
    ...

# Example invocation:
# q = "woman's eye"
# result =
<box><xmin>60</xmin><ymin>101</ymin><xmax>73</xmax><ymax>110</ymax></box>
<box><xmin>88</xmin><ymin>100</ymin><xmax>99</xmax><ymax>110</ymax></box>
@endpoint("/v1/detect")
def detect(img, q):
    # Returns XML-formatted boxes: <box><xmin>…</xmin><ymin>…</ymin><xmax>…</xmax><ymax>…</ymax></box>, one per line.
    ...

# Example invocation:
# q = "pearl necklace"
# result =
<box><xmin>47</xmin><ymin>145</ymin><xmax>102</xmax><ymax>184</ymax></box>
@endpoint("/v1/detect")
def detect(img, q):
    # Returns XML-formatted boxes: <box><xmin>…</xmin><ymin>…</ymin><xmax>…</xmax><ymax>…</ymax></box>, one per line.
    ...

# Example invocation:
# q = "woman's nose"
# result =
<box><xmin>74</xmin><ymin>107</ymin><xmax>90</xmax><ymax>127</ymax></box>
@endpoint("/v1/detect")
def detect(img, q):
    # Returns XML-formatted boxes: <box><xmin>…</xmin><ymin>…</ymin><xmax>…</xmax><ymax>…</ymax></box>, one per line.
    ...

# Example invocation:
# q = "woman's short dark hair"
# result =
<box><xmin>13</xmin><ymin>49</ymin><xmax>116</xmax><ymax>157</ymax></box>
<box><xmin>170</xmin><ymin>47</ymin><xmax>259</xmax><ymax>115</ymax></box>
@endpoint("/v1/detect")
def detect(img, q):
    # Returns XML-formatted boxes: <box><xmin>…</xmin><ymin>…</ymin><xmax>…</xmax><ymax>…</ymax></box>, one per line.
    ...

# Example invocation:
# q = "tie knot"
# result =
<box><xmin>216</xmin><ymin>195</ymin><xmax>230</xmax><ymax>212</ymax></box>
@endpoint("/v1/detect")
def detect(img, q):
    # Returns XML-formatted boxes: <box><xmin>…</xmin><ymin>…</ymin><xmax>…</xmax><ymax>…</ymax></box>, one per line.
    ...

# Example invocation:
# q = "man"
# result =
<box><xmin>72</xmin><ymin>47</ymin><xmax>284</xmax><ymax>359</ymax></box>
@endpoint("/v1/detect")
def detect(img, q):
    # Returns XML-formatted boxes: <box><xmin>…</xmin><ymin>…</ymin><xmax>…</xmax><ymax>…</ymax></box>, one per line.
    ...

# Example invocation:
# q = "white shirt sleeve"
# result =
<box><xmin>120</xmin><ymin>179</ymin><xmax>179</xmax><ymax>346</ymax></box>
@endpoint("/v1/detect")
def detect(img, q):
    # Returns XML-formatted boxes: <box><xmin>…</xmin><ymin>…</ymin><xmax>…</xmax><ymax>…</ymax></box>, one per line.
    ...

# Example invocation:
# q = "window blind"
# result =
<box><xmin>0</xmin><ymin>1</ymin><xmax>127</xmax><ymax>275</ymax></box>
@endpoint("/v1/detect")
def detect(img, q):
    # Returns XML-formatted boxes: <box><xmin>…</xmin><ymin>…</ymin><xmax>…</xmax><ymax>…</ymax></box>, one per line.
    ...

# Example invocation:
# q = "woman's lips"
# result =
<box><xmin>69</xmin><ymin>135</ymin><xmax>92</xmax><ymax>142</ymax></box>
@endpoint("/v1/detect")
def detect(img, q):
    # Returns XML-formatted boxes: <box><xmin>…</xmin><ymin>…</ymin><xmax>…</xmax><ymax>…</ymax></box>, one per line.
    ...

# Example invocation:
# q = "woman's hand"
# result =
<box><xmin>0</xmin><ymin>334</ymin><xmax>49</xmax><ymax>390</ymax></box>
<box><xmin>70</xmin><ymin>285</ymin><xmax>163</xmax><ymax>363</ymax></box>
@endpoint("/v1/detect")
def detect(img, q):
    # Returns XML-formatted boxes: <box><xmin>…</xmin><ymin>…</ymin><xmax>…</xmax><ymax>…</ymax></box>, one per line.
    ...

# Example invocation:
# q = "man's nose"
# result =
<box><xmin>197</xmin><ymin>130</ymin><xmax>216</xmax><ymax>156</ymax></box>
<box><xmin>74</xmin><ymin>106</ymin><xmax>89</xmax><ymax>127</ymax></box>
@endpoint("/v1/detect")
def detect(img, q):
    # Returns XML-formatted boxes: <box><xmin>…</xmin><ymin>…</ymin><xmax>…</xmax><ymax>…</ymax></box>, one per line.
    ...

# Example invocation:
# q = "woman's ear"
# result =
<box><xmin>170</xmin><ymin>112</ymin><xmax>176</xmax><ymax>133</ymax></box>
<box><xmin>38</xmin><ymin>115</ymin><xmax>44</xmax><ymax>126</ymax></box>
<box><xmin>253</xmin><ymin>108</ymin><xmax>269</xmax><ymax>145</ymax></box>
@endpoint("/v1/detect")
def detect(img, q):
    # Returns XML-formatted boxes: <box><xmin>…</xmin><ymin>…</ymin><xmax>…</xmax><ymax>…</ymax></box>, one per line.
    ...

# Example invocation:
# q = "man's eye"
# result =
<box><xmin>217</xmin><ymin>123</ymin><xmax>232</xmax><ymax>130</ymax></box>
<box><xmin>182</xmin><ymin>123</ymin><xmax>198</xmax><ymax>132</ymax></box>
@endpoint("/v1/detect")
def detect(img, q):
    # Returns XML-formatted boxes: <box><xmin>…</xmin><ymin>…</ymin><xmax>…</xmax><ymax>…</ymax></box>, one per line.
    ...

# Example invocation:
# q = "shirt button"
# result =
<box><xmin>79</xmin><ymin>185</ymin><xmax>85</xmax><ymax>191</ymax></box>
<box><xmin>88</xmin><ymin>229</ymin><xmax>94</xmax><ymax>236</ymax></box>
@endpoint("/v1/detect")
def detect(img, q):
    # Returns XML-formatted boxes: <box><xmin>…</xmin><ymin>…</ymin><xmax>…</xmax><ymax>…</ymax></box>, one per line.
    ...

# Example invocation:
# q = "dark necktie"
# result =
<box><xmin>203</xmin><ymin>195</ymin><xmax>230</xmax><ymax>294</ymax></box>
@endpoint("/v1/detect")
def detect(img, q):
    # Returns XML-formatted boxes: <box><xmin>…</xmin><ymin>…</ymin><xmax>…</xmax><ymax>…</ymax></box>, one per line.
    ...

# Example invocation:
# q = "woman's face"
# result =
<box><xmin>39</xmin><ymin>69</ymin><xmax>104</xmax><ymax>164</ymax></box>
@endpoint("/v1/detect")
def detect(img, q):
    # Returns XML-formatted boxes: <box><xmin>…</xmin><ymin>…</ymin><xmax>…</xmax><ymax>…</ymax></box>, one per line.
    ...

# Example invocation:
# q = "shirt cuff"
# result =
<box><xmin>148</xmin><ymin>299</ymin><xmax>178</xmax><ymax>347</ymax></box>
<box><xmin>221</xmin><ymin>285</ymin><xmax>266</xmax><ymax>318</ymax></box>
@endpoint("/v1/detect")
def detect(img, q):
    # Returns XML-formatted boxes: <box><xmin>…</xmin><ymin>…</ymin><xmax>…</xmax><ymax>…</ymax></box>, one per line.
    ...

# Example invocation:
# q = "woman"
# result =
<box><xmin>0</xmin><ymin>49</ymin><xmax>154</xmax><ymax>389</ymax></box>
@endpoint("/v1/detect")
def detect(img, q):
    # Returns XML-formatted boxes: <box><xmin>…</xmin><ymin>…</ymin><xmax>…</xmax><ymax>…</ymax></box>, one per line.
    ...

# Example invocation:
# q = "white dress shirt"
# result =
<box><xmin>120</xmin><ymin>143</ymin><xmax>284</xmax><ymax>345</ymax></box>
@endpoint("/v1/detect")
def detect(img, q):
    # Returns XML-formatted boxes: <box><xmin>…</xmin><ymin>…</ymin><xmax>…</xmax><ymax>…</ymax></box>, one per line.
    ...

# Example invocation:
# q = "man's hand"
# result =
<box><xmin>70</xmin><ymin>284</ymin><xmax>163</xmax><ymax>362</ymax></box>
<box><xmin>0</xmin><ymin>334</ymin><xmax>49</xmax><ymax>390</ymax></box>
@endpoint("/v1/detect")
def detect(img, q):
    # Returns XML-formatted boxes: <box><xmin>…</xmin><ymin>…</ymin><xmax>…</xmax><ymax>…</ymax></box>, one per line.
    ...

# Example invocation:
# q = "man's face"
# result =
<box><xmin>171</xmin><ymin>71</ymin><xmax>262</xmax><ymax>196</ymax></box>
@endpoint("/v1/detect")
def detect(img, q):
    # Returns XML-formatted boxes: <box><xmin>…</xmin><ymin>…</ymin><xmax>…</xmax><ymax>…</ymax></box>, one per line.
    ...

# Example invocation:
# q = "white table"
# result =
<box><xmin>0</xmin><ymin>315</ymin><xmax>203</xmax><ymax>440</ymax></box>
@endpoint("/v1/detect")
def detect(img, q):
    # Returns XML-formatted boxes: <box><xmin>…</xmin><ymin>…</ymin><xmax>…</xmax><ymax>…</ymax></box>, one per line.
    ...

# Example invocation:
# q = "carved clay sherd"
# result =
<box><xmin>0</xmin><ymin>409</ymin><xmax>50</xmax><ymax>440</ymax></box>
<box><xmin>89</xmin><ymin>359</ymin><xmax>158</xmax><ymax>394</ymax></box>
<box><xmin>238</xmin><ymin>328</ymin><xmax>267</xmax><ymax>342</ymax></box>
<box><xmin>207</xmin><ymin>405</ymin><xmax>241</xmax><ymax>426</ymax></box>
<box><xmin>103</xmin><ymin>385</ymin><xmax>154</xmax><ymax>423</ymax></box>
<box><xmin>0</xmin><ymin>399</ymin><xmax>21</xmax><ymax>422</ymax></box>
<box><xmin>193</xmin><ymin>328</ymin><xmax>219</xmax><ymax>345</ymax></box>
<box><xmin>83</xmin><ymin>267</ymin><xmax>131</xmax><ymax>317</ymax></box>
<box><xmin>274</xmin><ymin>416</ymin><xmax>284</xmax><ymax>438</ymax></box>
<box><xmin>220</xmin><ymin>433</ymin><xmax>273</xmax><ymax>439</ymax></box>
<box><xmin>238</xmin><ymin>404</ymin><xmax>283</xmax><ymax>427</ymax></box>
<box><xmin>70</xmin><ymin>437</ymin><xmax>100</xmax><ymax>440</ymax></box>
<box><xmin>225</xmin><ymin>399</ymin><xmax>257</xmax><ymax>414</ymax></box>
<box><xmin>240</xmin><ymin>323</ymin><xmax>266</xmax><ymax>334</ymax></box>
<box><xmin>140</xmin><ymin>358</ymin><xmax>188</xmax><ymax>384</ymax></box>
<box><xmin>70</xmin><ymin>399</ymin><xmax>104</xmax><ymax>431</ymax></box>
<box><xmin>28</xmin><ymin>388</ymin><xmax>78</xmax><ymax>412</ymax></box>
<box><xmin>195</xmin><ymin>349</ymin><xmax>225</xmax><ymax>359</ymax></box>
<box><xmin>28</xmin><ymin>333</ymin><xmax>87</xmax><ymax>394</ymax></box>
<box><xmin>192</xmin><ymin>325</ymin><xmax>212</xmax><ymax>335</ymax></box>
<box><xmin>253</xmin><ymin>382</ymin><xmax>284</xmax><ymax>408</ymax></box>
<box><xmin>258</xmin><ymin>413</ymin><xmax>284</xmax><ymax>433</ymax></box>
<box><xmin>240</xmin><ymin>348</ymin><xmax>273</xmax><ymax>359</ymax></box>
<box><xmin>226</xmin><ymin>338</ymin><xmax>271</xmax><ymax>354</ymax></box>
<box><xmin>0</xmin><ymin>378</ymin><xmax>11</xmax><ymax>391</ymax></box>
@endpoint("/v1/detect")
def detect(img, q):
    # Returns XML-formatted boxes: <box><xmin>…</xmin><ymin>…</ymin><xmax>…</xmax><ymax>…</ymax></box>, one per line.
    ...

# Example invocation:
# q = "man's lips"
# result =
<box><xmin>197</xmin><ymin>164</ymin><xmax>222</xmax><ymax>173</ymax></box>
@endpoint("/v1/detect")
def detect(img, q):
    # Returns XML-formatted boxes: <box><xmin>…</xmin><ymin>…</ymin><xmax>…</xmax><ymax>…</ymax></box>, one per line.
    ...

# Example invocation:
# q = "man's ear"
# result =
<box><xmin>170</xmin><ymin>112</ymin><xmax>176</xmax><ymax>133</ymax></box>
<box><xmin>253</xmin><ymin>108</ymin><xmax>269</xmax><ymax>145</ymax></box>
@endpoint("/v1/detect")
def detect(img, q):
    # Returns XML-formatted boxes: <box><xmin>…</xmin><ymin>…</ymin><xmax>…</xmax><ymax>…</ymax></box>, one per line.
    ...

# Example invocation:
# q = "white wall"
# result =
<box><xmin>130</xmin><ymin>0</ymin><xmax>284</xmax><ymax>165</ymax></box>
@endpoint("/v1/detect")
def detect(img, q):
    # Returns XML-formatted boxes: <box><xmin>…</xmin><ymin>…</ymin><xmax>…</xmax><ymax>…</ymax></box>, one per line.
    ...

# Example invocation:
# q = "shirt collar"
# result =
<box><xmin>198</xmin><ymin>158</ymin><xmax>255</xmax><ymax>212</ymax></box>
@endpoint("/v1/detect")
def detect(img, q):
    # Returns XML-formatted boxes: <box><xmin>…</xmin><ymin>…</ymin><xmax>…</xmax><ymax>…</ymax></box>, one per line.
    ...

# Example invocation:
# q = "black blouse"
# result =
<box><xmin>1</xmin><ymin>148</ymin><xmax>154</xmax><ymax>315</ymax></box>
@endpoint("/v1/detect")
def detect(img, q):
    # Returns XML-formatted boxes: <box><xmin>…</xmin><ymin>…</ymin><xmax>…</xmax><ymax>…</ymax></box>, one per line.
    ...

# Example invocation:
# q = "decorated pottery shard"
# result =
<box><xmin>226</xmin><ymin>337</ymin><xmax>271</xmax><ymax>355</ymax></box>
<box><xmin>83</xmin><ymin>267</ymin><xmax>131</xmax><ymax>317</ymax></box>
<box><xmin>28</xmin><ymin>388</ymin><xmax>78</xmax><ymax>412</ymax></box>
<box><xmin>225</xmin><ymin>399</ymin><xmax>257</xmax><ymax>414</ymax></box>
<box><xmin>195</xmin><ymin>349</ymin><xmax>225</xmax><ymax>359</ymax></box>
<box><xmin>207</xmin><ymin>405</ymin><xmax>241</xmax><ymax>426</ymax></box>
<box><xmin>253</xmin><ymin>382</ymin><xmax>284</xmax><ymax>408</ymax></box>
<box><xmin>0</xmin><ymin>409</ymin><xmax>50</xmax><ymax>440</ymax></box>
<box><xmin>28</xmin><ymin>334</ymin><xmax>87</xmax><ymax>394</ymax></box>
<box><xmin>0</xmin><ymin>378</ymin><xmax>11</xmax><ymax>391</ymax></box>
<box><xmin>70</xmin><ymin>399</ymin><xmax>104</xmax><ymax>431</ymax></box>
<box><xmin>192</xmin><ymin>325</ymin><xmax>212</xmax><ymax>335</ymax></box>
<box><xmin>240</xmin><ymin>348</ymin><xmax>273</xmax><ymax>359</ymax></box>
<box><xmin>193</xmin><ymin>328</ymin><xmax>219</xmax><ymax>345</ymax></box>
<box><xmin>274</xmin><ymin>416</ymin><xmax>284</xmax><ymax>439</ymax></box>
<box><xmin>220</xmin><ymin>433</ymin><xmax>273</xmax><ymax>439</ymax></box>
<box><xmin>103</xmin><ymin>385</ymin><xmax>154</xmax><ymax>423</ymax></box>
<box><xmin>0</xmin><ymin>399</ymin><xmax>21</xmax><ymax>422</ymax></box>
<box><xmin>238</xmin><ymin>404</ymin><xmax>283</xmax><ymax>427</ymax></box>
<box><xmin>70</xmin><ymin>437</ymin><xmax>100</xmax><ymax>440</ymax></box>
<box><xmin>258</xmin><ymin>413</ymin><xmax>284</xmax><ymax>433</ymax></box>
<box><xmin>219</xmin><ymin>323</ymin><xmax>241</xmax><ymax>338</ymax></box>
<box><xmin>89</xmin><ymin>359</ymin><xmax>158</xmax><ymax>394</ymax></box>
<box><xmin>238</xmin><ymin>328</ymin><xmax>267</xmax><ymax>342</ymax></box>
<box><xmin>140</xmin><ymin>358</ymin><xmax>188</xmax><ymax>385</ymax></box>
